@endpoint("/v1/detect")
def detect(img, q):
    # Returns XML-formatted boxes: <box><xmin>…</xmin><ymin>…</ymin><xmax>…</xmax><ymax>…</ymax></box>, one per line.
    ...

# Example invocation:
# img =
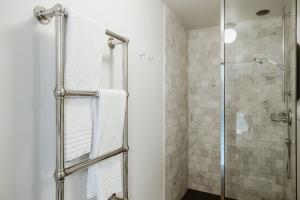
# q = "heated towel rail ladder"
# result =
<box><xmin>33</xmin><ymin>4</ymin><xmax>129</xmax><ymax>200</ymax></box>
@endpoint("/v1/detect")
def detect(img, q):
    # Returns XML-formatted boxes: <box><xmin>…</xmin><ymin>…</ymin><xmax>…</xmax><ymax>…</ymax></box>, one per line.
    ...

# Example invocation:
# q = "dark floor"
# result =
<box><xmin>182</xmin><ymin>189</ymin><xmax>236</xmax><ymax>200</ymax></box>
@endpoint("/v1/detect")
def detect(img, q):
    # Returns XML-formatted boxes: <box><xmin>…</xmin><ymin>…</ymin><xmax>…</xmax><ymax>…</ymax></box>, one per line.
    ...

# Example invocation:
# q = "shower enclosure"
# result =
<box><xmin>221</xmin><ymin>0</ymin><xmax>297</xmax><ymax>199</ymax></box>
<box><xmin>164</xmin><ymin>0</ymin><xmax>297</xmax><ymax>199</ymax></box>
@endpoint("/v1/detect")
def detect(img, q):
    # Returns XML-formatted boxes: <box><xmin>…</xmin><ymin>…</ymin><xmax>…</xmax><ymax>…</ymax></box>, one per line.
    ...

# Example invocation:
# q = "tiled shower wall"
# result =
<box><xmin>187</xmin><ymin>27</ymin><xmax>221</xmax><ymax>194</ymax></box>
<box><xmin>165</xmin><ymin>6</ymin><xmax>189</xmax><ymax>200</ymax></box>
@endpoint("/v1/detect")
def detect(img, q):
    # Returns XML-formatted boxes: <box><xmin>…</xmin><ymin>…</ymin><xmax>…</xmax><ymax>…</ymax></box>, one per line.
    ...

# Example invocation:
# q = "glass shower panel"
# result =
<box><xmin>223</xmin><ymin>0</ymin><xmax>297</xmax><ymax>199</ymax></box>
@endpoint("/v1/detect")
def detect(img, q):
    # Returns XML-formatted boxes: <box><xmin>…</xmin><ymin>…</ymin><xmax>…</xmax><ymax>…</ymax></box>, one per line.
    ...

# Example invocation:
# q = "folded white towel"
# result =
<box><xmin>64</xmin><ymin>9</ymin><xmax>105</xmax><ymax>161</ymax></box>
<box><xmin>87</xmin><ymin>89</ymin><xmax>127</xmax><ymax>200</ymax></box>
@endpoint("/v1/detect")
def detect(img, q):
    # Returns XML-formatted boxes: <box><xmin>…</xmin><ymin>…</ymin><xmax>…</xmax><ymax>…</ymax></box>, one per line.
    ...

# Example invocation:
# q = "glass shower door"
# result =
<box><xmin>222</xmin><ymin>0</ymin><xmax>297</xmax><ymax>199</ymax></box>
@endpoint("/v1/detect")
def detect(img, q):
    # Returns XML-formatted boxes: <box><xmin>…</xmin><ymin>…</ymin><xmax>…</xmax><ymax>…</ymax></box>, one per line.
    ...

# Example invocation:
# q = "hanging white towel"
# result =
<box><xmin>64</xmin><ymin>9</ymin><xmax>105</xmax><ymax>161</ymax></box>
<box><xmin>87</xmin><ymin>89</ymin><xmax>127</xmax><ymax>200</ymax></box>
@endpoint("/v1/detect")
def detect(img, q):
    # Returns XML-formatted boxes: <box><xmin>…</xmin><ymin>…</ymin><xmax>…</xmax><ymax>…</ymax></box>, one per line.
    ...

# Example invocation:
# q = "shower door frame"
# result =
<box><xmin>220</xmin><ymin>0</ymin><xmax>225</xmax><ymax>199</ymax></box>
<box><xmin>220</xmin><ymin>0</ymin><xmax>298</xmax><ymax>199</ymax></box>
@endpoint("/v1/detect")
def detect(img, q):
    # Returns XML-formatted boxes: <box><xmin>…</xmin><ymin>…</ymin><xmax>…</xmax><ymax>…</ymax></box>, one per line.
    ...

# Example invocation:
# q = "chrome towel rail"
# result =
<box><xmin>33</xmin><ymin>4</ymin><xmax>129</xmax><ymax>200</ymax></box>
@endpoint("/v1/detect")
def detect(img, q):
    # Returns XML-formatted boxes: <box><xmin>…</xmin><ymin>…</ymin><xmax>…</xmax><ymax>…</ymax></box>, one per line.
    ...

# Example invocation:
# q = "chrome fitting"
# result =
<box><xmin>55</xmin><ymin>88</ymin><xmax>66</xmax><ymax>98</ymax></box>
<box><xmin>108</xmin><ymin>37</ymin><xmax>128</xmax><ymax>49</ymax></box>
<box><xmin>108</xmin><ymin>37</ymin><xmax>116</xmax><ymax>49</ymax></box>
<box><xmin>286</xmin><ymin>91</ymin><xmax>292</xmax><ymax>96</ymax></box>
<box><xmin>285</xmin><ymin>138</ymin><xmax>292</xmax><ymax>146</ymax></box>
<box><xmin>123</xmin><ymin>145</ymin><xmax>129</xmax><ymax>152</ymax></box>
<box><xmin>124</xmin><ymin>37</ymin><xmax>130</xmax><ymax>44</ymax></box>
<box><xmin>34</xmin><ymin>4</ymin><xmax>67</xmax><ymax>25</ymax></box>
<box><xmin>53</xmin><ymin>4</ymin><xmax>67</xmax><ymax>16</ymax></box>
<box><xmin>34</xmin><ymin>6</ymin><xmax>53</xmax><ymax>24</ymax></box>
<box><xmin>54</xmin><ymin>170</ymin><xmax>66</xmax><ymax>181</ymax></box>
<box><xmin>270</xmin><ymin>110</ymin><xmax>292</xmax><ymax>125</ymax></box>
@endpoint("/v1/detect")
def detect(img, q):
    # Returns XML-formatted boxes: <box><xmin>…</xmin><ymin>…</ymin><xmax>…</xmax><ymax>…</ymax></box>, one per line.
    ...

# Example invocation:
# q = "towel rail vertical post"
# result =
<box><xmin>123</xmin><ymin>42</ymin><xmax>129</xmax><ymax>200</ymax></box>
<box><xmin>55</xmin><ymin>11</ymin><xmax>66</xmax><ymax>200</ymax></box>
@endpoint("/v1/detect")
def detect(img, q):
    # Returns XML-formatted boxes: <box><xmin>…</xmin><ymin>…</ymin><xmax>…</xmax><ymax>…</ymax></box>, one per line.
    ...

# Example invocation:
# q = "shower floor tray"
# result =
<box><xmin>182</xmin><ymin>189</ymin><xmax>236</xmax><ymax>200</ymax></box>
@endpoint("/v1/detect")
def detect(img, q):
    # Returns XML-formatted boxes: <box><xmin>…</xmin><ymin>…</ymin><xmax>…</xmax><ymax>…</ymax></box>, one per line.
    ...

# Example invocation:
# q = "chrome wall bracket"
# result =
<box><xmin>34</xmin><ymin>7</ymin><xmax>53</xmax><ymax>24</ymax></box>
<box><xmin>34</xmin><ymin>4</ymin><xmax>67</xmax><ymax>25</ymax></box>
<box><xmin>108</xmin><ymin>37</ymin><xmax>124</xmax><ymax>49</ymax></box>
<box><xmin>108</xmin><ymin>36</ymin><xmax>129</xmax><ymax>49</ymax></box>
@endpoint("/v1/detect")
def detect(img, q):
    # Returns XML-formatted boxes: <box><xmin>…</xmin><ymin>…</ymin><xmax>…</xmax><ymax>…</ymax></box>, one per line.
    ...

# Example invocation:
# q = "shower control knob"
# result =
<box><xmin>270</xmin><ymin>110</ymin><xmax>292</xmax><ymax>125</ymax></box>
<box><xmin>285</xmin><ymin>138</ymin><xmax>291</xmax><ymax>146</ymax></box>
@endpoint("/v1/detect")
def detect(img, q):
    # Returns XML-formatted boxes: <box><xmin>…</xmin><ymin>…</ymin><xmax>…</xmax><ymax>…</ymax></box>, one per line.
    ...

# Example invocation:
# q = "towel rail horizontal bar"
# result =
<box><xmin>106</xmin><ymin>30</ymin><xmax>129</xmax><ymax>43</ymax></box>
<box><xmin>114</xmin><ymin>197</ymin><xmax>126</xmax><ymax>200</ymax></box>
<box><xmin>61</xmin><ymin>90</ymin><xmax>129</xmax><ymax>98</ymax></box>
<box><xmin>62</xmin><ymin>146</ymin><xmax>128</xmax><ymax>177</ymax></box>
<box><xmin>66</xmin><ymin>90</ymin><xmax>98</xmax><ymax>97</ymax></box>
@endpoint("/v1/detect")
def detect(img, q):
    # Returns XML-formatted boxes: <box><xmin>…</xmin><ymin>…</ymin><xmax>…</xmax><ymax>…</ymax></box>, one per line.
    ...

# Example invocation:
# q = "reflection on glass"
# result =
<box><xmin>224</xmin><ymin>28</ymin><xmax>237</xmax><ymax>44</ymax></box>
<box><xmin>224</xmin><ymin>0</ymin><xmax>296</xmax><ymax>199</ymax></box>
<box><xmin>235</xmin><ymin>112</ymin><xmax>249</xmax><ymax>135</ymax></box>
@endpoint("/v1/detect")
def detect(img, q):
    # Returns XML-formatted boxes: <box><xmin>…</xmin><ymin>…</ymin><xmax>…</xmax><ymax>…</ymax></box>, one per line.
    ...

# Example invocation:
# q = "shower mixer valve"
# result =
<box><xmin>270</xmin><ymin>110</ymin><xmax>292</xmax><ymax>124</ymax></box>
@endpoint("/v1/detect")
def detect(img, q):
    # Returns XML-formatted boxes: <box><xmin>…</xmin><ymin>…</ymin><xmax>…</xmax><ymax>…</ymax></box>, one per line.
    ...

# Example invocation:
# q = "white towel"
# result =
<box><xmin>64</xmin><ymin>9</ymin><xmax>105</xmax><ymax>161</ymax></box>
<box><xmin>87</xmin><ymin>89</ymin><xmax>127</xmax><ymax>200</ymax></box>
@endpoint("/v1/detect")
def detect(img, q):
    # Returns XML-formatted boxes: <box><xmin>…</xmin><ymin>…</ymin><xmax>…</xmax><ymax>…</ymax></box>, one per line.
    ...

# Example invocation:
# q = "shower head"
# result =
<box><xmin>253</xmin><ymin>57</ymin><xmax>287</xmax><ymax>70</ymax></box>
<box><xmin>254</xmin><ymin>57</ymin><xmax>264</xmax><ymax>64</ymax></box>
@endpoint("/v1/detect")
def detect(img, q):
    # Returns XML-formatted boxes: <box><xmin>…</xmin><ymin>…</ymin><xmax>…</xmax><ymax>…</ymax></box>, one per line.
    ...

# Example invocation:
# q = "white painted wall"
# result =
<box><xmin>0</xmin><ymin>1</ymin><xmax>165</xmax><ymax>200</ymax></box>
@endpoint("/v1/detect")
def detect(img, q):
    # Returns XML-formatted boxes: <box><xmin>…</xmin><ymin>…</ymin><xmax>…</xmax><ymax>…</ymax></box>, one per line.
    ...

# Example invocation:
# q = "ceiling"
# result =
<box><xmin>163</xmin><ymin>0</ymin><xmax>288</xmax><ymax>30</ymax></box>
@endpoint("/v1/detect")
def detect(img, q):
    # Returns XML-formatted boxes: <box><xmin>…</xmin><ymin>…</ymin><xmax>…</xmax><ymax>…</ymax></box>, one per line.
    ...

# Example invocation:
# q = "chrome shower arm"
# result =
<box><xmin>264</xmin><ymin>57</ymin><xmax>287</xmax><ymax>70</ymax></box>
<box><xmin>254</xmin><ymin>57</ymin><xmax>287</xmax><ymax>70</ymax></box>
